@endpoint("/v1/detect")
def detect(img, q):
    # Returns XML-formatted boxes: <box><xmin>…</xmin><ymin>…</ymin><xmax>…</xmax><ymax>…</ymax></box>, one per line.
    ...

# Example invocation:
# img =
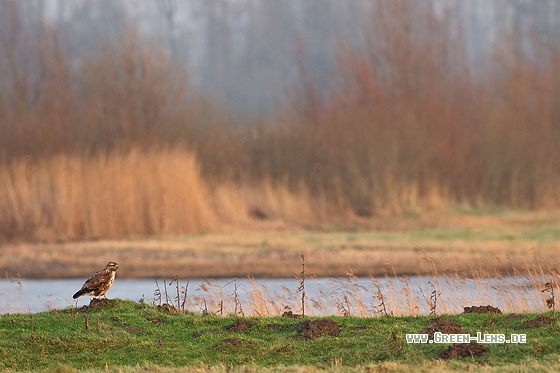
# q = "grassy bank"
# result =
<box><xmin>0</xmin><ymin>299</ymin><xmax>559</xmax><ymax>372</ymax></box>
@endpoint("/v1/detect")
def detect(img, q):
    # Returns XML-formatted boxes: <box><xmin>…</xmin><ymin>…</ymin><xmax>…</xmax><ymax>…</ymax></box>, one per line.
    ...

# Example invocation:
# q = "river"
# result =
<box><xmin>0</xmin><ymin>275</ymin><xmax>552</xmax><ymax>316</ymax></box>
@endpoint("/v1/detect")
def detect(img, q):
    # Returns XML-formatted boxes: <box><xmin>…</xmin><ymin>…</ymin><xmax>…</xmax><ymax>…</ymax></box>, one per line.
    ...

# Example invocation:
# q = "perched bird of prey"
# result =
<box><xmin>73</xmin><ymin>262</ymin><xmax>119</xmax><ymax>299</ymax></box>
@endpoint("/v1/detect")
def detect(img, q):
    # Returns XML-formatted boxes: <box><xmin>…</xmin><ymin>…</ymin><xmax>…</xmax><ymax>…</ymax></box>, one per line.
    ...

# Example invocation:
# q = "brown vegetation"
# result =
<box><xmin>0</xmin><ymin>148</ymin><xmax>216</xmax><ymax>241</ymax></box>
<box><xmin>1</xmin><ymin>223</ymin><xmax>559</xmax><ymax>280</ymax></box>
<box><xmin>1</xmin><ymin>1</ymin><xmax>560</xmax><ymax>243</ymax></box>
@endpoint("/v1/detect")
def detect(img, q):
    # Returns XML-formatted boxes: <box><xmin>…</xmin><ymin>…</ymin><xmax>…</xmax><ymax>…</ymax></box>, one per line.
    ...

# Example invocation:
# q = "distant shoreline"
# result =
<box><xmin>2</xmin><ymin>226</ymin><xmax>559</xmax><ymax>280</ymax></box>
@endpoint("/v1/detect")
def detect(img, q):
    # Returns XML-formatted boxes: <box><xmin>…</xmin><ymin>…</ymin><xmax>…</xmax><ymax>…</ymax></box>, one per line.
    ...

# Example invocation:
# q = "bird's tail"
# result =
<box><xmin>73</xmin><ymin>290</ymin><xmax>85</xmax><ymax>299</ymax></box>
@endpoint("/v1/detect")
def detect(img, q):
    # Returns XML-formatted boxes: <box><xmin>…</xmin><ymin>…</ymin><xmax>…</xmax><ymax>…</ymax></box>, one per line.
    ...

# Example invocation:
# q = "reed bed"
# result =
<box><xmin>150</xmin><ymin>267</ymin><xmax>560</xmax><ymax>317</ymax></box>
<box><xmin>2</xmin><ymin>1</ymin><xmax>560</xmax><ymax>245</ymax></box>
<box><xmin>0</xmin><ymin>148</ymin><xmax>218</xmax><ymax>241</ymax></box>
<box><xmin>0</xmin><ymin>148</ymin><xmax>338</xmax><ymax>242</ymax></box>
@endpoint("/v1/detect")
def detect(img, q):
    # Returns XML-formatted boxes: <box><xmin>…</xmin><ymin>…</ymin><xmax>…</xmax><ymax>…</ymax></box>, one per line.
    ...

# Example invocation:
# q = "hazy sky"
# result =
<box><xmin>11</xmin><ymin>0</ymin><xmax>560</xmax><ymax>113</ymax></box>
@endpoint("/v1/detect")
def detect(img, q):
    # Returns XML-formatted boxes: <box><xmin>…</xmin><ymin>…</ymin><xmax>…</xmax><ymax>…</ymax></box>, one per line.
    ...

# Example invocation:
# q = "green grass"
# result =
<box><xmin>1</xmin><ymin>300</ymin><xmax>560</xmax><ymax>372</ymax></box>
<box><xmin>298</xmin><ymin>223</ymin><xmax>560</xmax><ymax>244</ymax></box>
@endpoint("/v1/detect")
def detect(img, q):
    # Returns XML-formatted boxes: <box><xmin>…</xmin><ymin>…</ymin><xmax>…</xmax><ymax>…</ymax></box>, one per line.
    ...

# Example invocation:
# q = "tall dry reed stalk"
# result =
<box><xmin>0</xmin><ymin>147</ymin><xmax>216</xmax><ymax>241</ymax></box>
<box><xmin>172</xmin><ymin>268</ymin><xmax>554</xmax><ymax>317</ymax></box>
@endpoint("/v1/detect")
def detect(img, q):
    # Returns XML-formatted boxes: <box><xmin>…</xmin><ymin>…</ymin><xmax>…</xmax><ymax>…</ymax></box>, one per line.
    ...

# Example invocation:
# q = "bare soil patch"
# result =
<box><xmin>519</xmin><ymin>314</ymin><xmax>555</xmax><ymax>329</ymax></box>
<box><xmin>297</xmin><ymin>319</ymin><xmax>341</xmax><ymax>339</ymax></box>
<box><xmin>225</xmin><ymin>319</ymin><xmax>254</xmax><ymax>332</ymax></box>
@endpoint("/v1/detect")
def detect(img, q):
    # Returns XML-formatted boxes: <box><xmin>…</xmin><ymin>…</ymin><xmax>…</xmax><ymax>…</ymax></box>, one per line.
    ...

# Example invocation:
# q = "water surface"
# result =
<box><xmin>0</xmin><ymin>275</ymin><xmax>550</xmax><ymax>316</ymax></box>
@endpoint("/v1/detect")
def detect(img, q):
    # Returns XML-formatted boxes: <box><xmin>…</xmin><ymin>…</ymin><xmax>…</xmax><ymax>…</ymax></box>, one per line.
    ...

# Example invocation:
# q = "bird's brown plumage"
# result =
<box><xmin>73</xmin><ymin>262</ymin><xmax>119</xmax><ymax>299</ymax></box>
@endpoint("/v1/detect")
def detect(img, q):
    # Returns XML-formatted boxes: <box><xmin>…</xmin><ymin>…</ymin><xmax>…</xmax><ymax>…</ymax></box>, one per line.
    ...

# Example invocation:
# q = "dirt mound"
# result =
<box><xmin>463</xmin><ymin>305</ymin><xmax>502</xmax><ymax>314</ymax></box>
<box><xmin>282</xmin><ymin>310</ymin><xmax>301</xmax><ymax>318</ymax></box>
<box><xmin>79</xmin><ymin>298</ymin><xmax>113</xmax><ymax>311</ymax></box>
<box><xmin>438</xmin><ymin>341</ymin><xmax>489</xmax><ymax>359</ymax></box>
<box><xmin>519</xmin><ymin>314</ymin><xmax>554</xmax><ymax>329</ymax></box>
<box><xmin>89</xmin><ymin>298</ymin><xmax>111</xmax><ymax>309</ymax></box>
<box><xmin>420</xmin><ymin>317</ymin><xmax>464</xmax><ymax>340</ymax></box>
<box><xmin>225</xmin><ymin>319</ymin><xmax>253</xmax><ymax>332</ymax></box>
<box><xmin>297</xmin><ymin>319</ymin><xmax>341</xmax><ymax>339</ymax></box>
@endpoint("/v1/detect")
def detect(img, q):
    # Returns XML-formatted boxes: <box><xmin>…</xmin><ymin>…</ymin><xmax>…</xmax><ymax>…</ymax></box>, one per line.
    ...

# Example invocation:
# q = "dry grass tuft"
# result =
<box><xmin>0</xmin><ymin>147</ymin><xmax>216</xmax><ymax>241</ymax></box>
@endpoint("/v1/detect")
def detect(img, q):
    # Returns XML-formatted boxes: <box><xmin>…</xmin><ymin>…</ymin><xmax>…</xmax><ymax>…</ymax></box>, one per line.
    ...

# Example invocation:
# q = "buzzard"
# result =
<box><xmin>73</xmin><ymin>261</ymin><xmax>119</xmax><ymax>299</ymax></box>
